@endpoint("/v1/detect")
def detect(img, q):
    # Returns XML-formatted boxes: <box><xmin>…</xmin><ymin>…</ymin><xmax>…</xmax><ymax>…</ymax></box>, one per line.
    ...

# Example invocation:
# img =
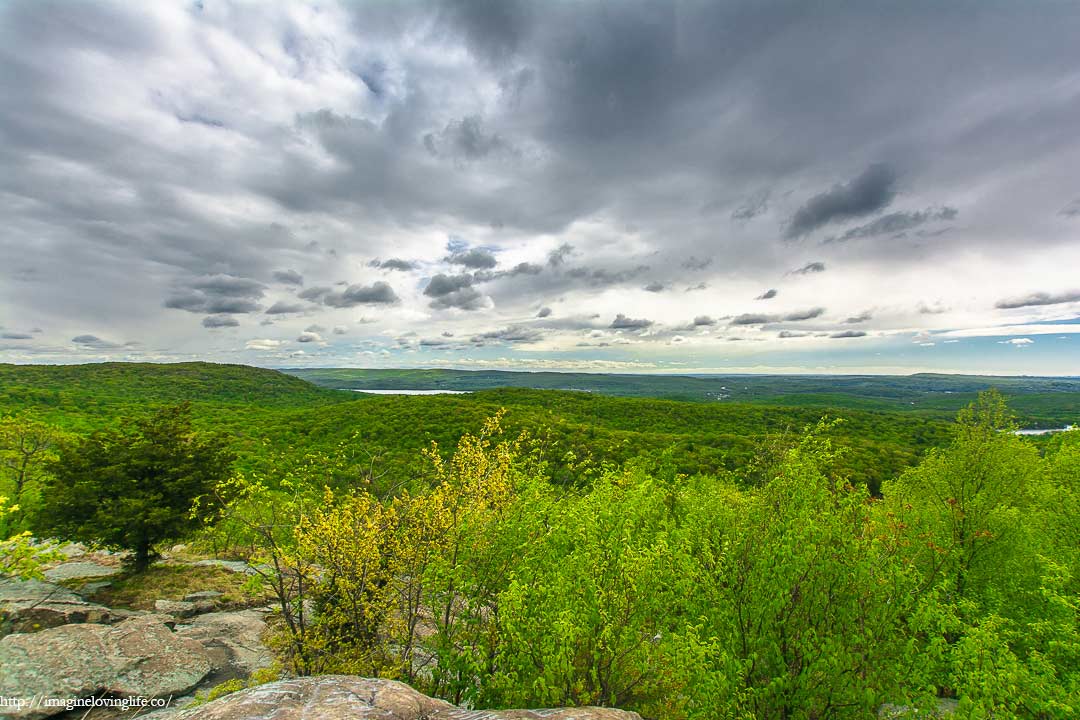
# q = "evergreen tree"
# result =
<box><xmin>41</xmin><ymin>404</ymin><xmax>233</xmax><ymax>571</ymax></box>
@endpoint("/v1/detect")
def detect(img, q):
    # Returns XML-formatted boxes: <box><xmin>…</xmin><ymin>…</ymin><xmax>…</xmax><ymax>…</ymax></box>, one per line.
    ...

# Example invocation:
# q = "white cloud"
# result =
<box><xmin>245</xmin><ymin>338</ymin><xmax>286</xmax><ymax>351</ymax></box>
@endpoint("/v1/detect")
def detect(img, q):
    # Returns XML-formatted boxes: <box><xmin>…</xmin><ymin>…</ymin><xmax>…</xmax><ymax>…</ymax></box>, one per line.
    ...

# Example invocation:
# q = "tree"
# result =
<box><xmin>41</xmin><ymin>404</ymin><xmax>234</xmax><ymax>571</ymax></box>
<box><xmin>885</xmin><ymin>390</ymin><xmax>1045</xmax><ymax>609</ymax></box>
<box><xmin>0</xmin><ymin>412</ymin><xmax>61</xmax><ymax>534</ymax></box>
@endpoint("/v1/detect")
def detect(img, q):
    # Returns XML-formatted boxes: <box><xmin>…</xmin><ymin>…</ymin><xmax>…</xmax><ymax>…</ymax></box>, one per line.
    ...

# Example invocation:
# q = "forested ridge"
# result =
<box><xmin>289</xmin><ymin>367</ymin><xmax>1080</xmax><ymax>426</ymax></box>
<box><xmin>2</xmin><ymin>362</ymin><xmax>1079</xmax><ymax>718</ymax></box>
<box><xmin>0</xmin><ymin>362</ymin><xmax>969</xmax><ymax>491</ymax></box>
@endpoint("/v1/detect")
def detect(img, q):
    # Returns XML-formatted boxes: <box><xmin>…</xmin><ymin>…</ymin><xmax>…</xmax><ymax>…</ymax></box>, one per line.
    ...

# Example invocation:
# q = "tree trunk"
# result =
<box><xmin>133</xmin><ymin>539</ymin><xmax>151</xmax><ymax>572</ymax></box>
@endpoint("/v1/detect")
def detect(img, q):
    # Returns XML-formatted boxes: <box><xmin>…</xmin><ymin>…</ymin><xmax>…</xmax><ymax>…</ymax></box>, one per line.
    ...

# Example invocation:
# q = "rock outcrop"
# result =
<box><xmin>0</xmin><ymin>578</ymin><xmax>119</xmax><ymax>637</ymax></box>
<box><xmin>41</xmin><ymin>560</ymin><xmax>121</xmax><ymax>582</ymax></box>
<box><xmin>0</xmin><ymin>615</ymin><xmax>213</xmax><ymax>720</ymax></box>
<box><xmin>175</xmin><ymin>609</ymin><xmax>273</xmax><ymax>679</ymax></box>
<box><xmin>155</xmin><ymin>598</ymin><xmax>217</xmax><ymax>619</ymax></box>
<box><xmin>147</xmin><ymin>676</ymin><xmax>643</xmax><ymax>720</ymax></box>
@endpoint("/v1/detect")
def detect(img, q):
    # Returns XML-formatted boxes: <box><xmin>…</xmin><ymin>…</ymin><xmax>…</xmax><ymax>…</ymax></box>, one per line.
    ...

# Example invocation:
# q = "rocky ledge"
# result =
<box><xmin>146</xmin><ymin>676</ymin><xmax>643</xmax><ymax>720</ymax></box>
<box><xmin>0</xmin><ymin>559</ymin><xmax>273</xmax><ymax>720</ymax></box>
<box><xmin>0</xmin><ymin>562</ymin><xmax>639</xmax><ymax>720</ymax></box>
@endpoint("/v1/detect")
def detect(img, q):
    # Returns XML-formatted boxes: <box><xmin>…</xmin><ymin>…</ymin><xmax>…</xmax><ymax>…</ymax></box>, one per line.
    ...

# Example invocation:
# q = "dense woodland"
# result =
<box><xmin>1</xmin><ymin>362</ymin><xmax>1079</xmax><ymax>718</ymax></box>
<box><xmin>289</xmin><ymin>367</ymin><xmax>1080</xmax><ymax>427</ymax></box>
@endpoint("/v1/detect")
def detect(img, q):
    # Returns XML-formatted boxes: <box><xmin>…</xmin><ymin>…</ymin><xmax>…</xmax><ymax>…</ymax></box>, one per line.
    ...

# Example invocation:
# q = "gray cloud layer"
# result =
<box><xmin>996</xmin><ymin>290</ymin><xmax>1080</xmax><ymax>309</ymax></box>
<box><xmin>2</xmin><ymin>1</ymin><xmax>1079</xmax><ymax>370</ymax></box>
<box><xmin>786</xmin><ymin>164</ymin><xmax>897</xmax><ymax>238</ymax></box>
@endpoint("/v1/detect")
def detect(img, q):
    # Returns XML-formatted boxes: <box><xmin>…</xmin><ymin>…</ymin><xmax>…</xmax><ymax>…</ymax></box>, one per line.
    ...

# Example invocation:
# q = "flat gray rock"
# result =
<box><xmin>0</xmin><ymin>615</ymin><xmax>213</xmax><ymax>719</ymax></box>
<box><xmin>183</xmin><ymin>590</ymin><xmax>224</xmax><ymax>602</ymax></box>
<box><xmin>0</xmin><ymin>578</ymin><xmax>117</xmax><ymax>637</ymax></box>
<box><xmin>176</xmin><ymin>610</ymin><xmax>272</xmax><ymax>678</ymax></box>
<box><xmin>155</xmin><ymin>599</ymin><xmax>215</xmax><ymax>619</ymax></box>
<box><xmin>146</xmin><ymin>676</ymin><xmax>643</xmax><ymax>720</ymax></box>
<box><xmin>43</xmin><ymin>561</ymin><xmax>121</xmax><ymax>582</ymax></box>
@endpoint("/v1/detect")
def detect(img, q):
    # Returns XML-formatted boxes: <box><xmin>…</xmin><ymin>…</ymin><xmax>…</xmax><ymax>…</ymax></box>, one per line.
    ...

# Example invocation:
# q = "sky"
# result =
<box><xmin>1</xmin><ymin>0</ymin><xmax>1079</xmax><ymax>375</ymax></box>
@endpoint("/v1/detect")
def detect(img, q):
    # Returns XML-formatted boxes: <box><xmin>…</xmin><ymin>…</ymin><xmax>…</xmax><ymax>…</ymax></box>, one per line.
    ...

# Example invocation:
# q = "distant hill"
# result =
<box><xmin>284</xmin><ymin>367</ymin><xmax>1080</xmax><ymax>426</ymax></box>
<box><xmin>0</xmin><ymin>362</ymin><xmax>350</xmax><ymax>410</ymax></box>
<box><xmin>0</xmin><ymin>361</ymin><xmax>961</xmax><ymax>492</ymax></box>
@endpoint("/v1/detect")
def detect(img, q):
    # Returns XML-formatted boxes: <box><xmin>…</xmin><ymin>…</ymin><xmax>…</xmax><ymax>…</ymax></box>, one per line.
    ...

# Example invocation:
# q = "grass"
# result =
<box><xmin>86</xmin><ymin>563</ymin><xmax>270</xmax><ymax>611</ymax></box>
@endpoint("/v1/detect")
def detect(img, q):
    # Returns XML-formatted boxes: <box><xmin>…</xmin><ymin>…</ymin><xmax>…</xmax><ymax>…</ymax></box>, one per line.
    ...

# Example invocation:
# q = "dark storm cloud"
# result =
<box><xmin>202</xmin><ymin>314</ymin><xmax>239</xmax><ymax>328</ymax></box>
<box><xmin>470</xmin><ymin>326</ymin><xmax>544</xmax><ymax>345</ymax></box>
<box><xmin>995</xmin><ymin>290</ymin><xmax>1080</xmax><ymax>309</ymax></box>
<box><xmin>844</xmin><ymin>311</ymin><xmax>873</xmax><ymax>324</ymax></box>
<box><xmin>537</xmin><ymin>306</ymin><xmax>552</xmax><ymax>318</ymax></box>
<box><xmin>731</xmin><ymin>314</ymin><xmax>772</xmax><ymax>326</ymax></box>
<box><xmin>784</xmin><ymin>307</ymin><xmax>826</xmax><ymax>322</ymax></box>
<box><xmin>4</xmin><ymin>1</ymin><xmax>1080</xmax><ymax>366</ymax></box>
<box><xmin>509</xmin><ymin>262</ymin><xmax>543</xmax><ymax>276</ymax></box>
<box><xmin>692</xmin><ymin>315</ymin><xmax>716</xmax><ymax>326</ymax></box>
<box><xmin>163</xmin><ymin>273</ymin><xmax>266</xmax><ymax>315</ymax></box>
<box><xmin>71</xmin><ymin>335</ymin><xmax>124</xmax><ymax>349</ymax></box>
<box><xmin>790</xmin><ymin>262</ymin><xmax>826</xmax><ymax>276</ymax></box>
<box><xmin>447</xmin><ymin>248</ymin><xmax>498</xmax><ymax>269</ymax></box>
<box><xmin>757</xmin><ymin>289</ymin><xmax>778</xmax><ymax>300</ymax></box>
<box><xmin>370</xmin><ymin>258</ymin><xmax>418</xmax><ymax>272</ymax></box>
<box><xmin>323</xmin><ymin>282</ymin><xmax>400</xmax><ymax>308</ymax></box>
<box><xmin>731</xmin><ymin>307</ymin><xmax>826</xmax><ymax>325</ymax></box>
<box><xmin>190</xmin><ymin>274</ymin><xmax>265</xmax><ymax>298</ymax></box>
<box><xmin>432</xmin><ymin>288</ymin><xmax>487</xmax><ymax>310</ymax></box>
<box><xmin>786</xmin><ymin>165</ymin><xmax>898</xmax><ymax>238</ymax></box>
<box><xmin>830</xmin><ymin>330</ymin><xmax>868</xmax><ymax>339</ymax></box>
<box><xmin>298</xmin><ymin>286</ymin><xmax>332</xmax><ymax>301</ymax></box>
<box><xmin>425</xmin><ymin>115</ymin><xmax>515</xmax><ymax>161</ymax></box>
<box><xmin>265</xmin><ymin>301</ymin><xmax>308</xmax><ymax>315</ymax></box>
<box><xmin>272</xmin><ymin>269</ymin><xmax>304</xmax><ymax>285</ymax></box>
<box><xmin>567</xmin><ymin>265</ymin><xmax>650</xmax><ymax>287</ymax></box>
<box><xmin>547</xmin><ymin>244</ymin><xmax>574</xmax><ymax>268</ymax></box>
<box><xmin>610</xmin><ymin>314</ymin><xmax>653</xmax><ymax>329</ymax></box>
<box><xmin>827</xmin><ymin>207</ymin><xmax>958</xmax><ymax>243</ymax></box>
<box><xmin>164</xmin><ymin>294</ymin><xmax>262</xmax><ymax>314</ymax></box>
<box><xmin>644</xmin><ymin>282</ymin><xmax>666</xmax><ymax>293</ymax></box>
<box><xmin>731</xmin><ymin>190</ymin><xmax>770</xmax><ymax>221</ymax></box>
<box><xmin>681</xmin><ymin>256</ymin><xmax>712</xmax><ymax>271</ymax></box>
<box><xmin>1</xmin><ymin>332</ymin><xmax>32</xmax><ymax>340</ymax></box>
<box><xmin>423</xmin><ymin>273</ymin><xmax>487</xmax><ymax>310</ymax></box>
<box><xmin>424</xmin><ymin>273</ymin><xmax>475</xmax><ymax>297</ymax></box>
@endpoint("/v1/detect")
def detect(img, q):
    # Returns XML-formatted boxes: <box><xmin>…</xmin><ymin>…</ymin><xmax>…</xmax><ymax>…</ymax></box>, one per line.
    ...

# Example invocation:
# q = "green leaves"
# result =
<box><xmin>39</xmin><ymin>404</ymin><xmax>234</xmax><ymax>570</ymax></box>
<box><xmin>59</xmin><ymin>392</ymin><xmax>1075</xmax><ymax>718</ymax></box>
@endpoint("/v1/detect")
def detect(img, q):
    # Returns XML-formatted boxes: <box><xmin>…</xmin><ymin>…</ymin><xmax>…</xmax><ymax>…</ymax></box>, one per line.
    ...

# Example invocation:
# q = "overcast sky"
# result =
<box><xmin>2</xmin><ymin>0</ymin><xmax>1079</xmax><ymax>374</ymax></box>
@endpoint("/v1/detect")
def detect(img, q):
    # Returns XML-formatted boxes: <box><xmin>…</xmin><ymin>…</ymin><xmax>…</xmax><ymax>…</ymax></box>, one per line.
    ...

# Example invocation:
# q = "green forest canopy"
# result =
<box><xmin>1</xmin><ymin>362</ymin><xmax>1079</xmax><ymax>717</ymax></box>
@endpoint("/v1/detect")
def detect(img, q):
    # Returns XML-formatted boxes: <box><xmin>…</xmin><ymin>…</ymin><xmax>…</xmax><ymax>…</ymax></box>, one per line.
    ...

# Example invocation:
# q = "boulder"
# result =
<box><xmin>183</xmin><ymin>590</ymin><xmax>224</xmax><ymax>603</ymax></box>
<box><xmin>0</xmin><ymin>578</ymin><xmax>117</xmax><ymax>637</ymax></box>
<box><xmin>42</xmin><ymin>561</ymin><xmax>121</xmax><ymax>582</ymax></box>
<box><xmin>145</xmin><ymin>676</ymin><xmax>643</xmax><ymax>720</ymax></box>
<box><xmin>156</xmin><ymin>599</ymin><xmax>216</xmax><ymax>619</ymax></box>
<box><xmin>0</xmin><ymin>615</ymin><xmax>213</xmax><ymax>719</ymax></box>
<box><xmin>76</xmin><ymin>580</ymin><xmax>114</xmax><ymax>597</ymax></box>
<box><xmin>192</xmin><ymin>559</ymin><xmax>257</xmax><ymax>574</ymax></box>
<box><xmin>54</xmin><ymin>542</ymin><xmax>88</xmax><ymax>559</ymax></box>
<box><xmin>176</xmin><ymin>610</ymin><xmax>272</xmax><ymax>678</ymax></box>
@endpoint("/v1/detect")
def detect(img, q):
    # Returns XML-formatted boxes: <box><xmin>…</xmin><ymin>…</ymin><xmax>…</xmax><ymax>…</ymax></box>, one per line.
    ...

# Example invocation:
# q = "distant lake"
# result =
<box><xmin>350</xmin><ymin>389</ymin><xmax>472</xmax><ymax>395</ymax></box>
<box><xmin>1013</xmin><ymin>426</ymin><xmax>1075</xmax><ymax>436</ymax></box>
